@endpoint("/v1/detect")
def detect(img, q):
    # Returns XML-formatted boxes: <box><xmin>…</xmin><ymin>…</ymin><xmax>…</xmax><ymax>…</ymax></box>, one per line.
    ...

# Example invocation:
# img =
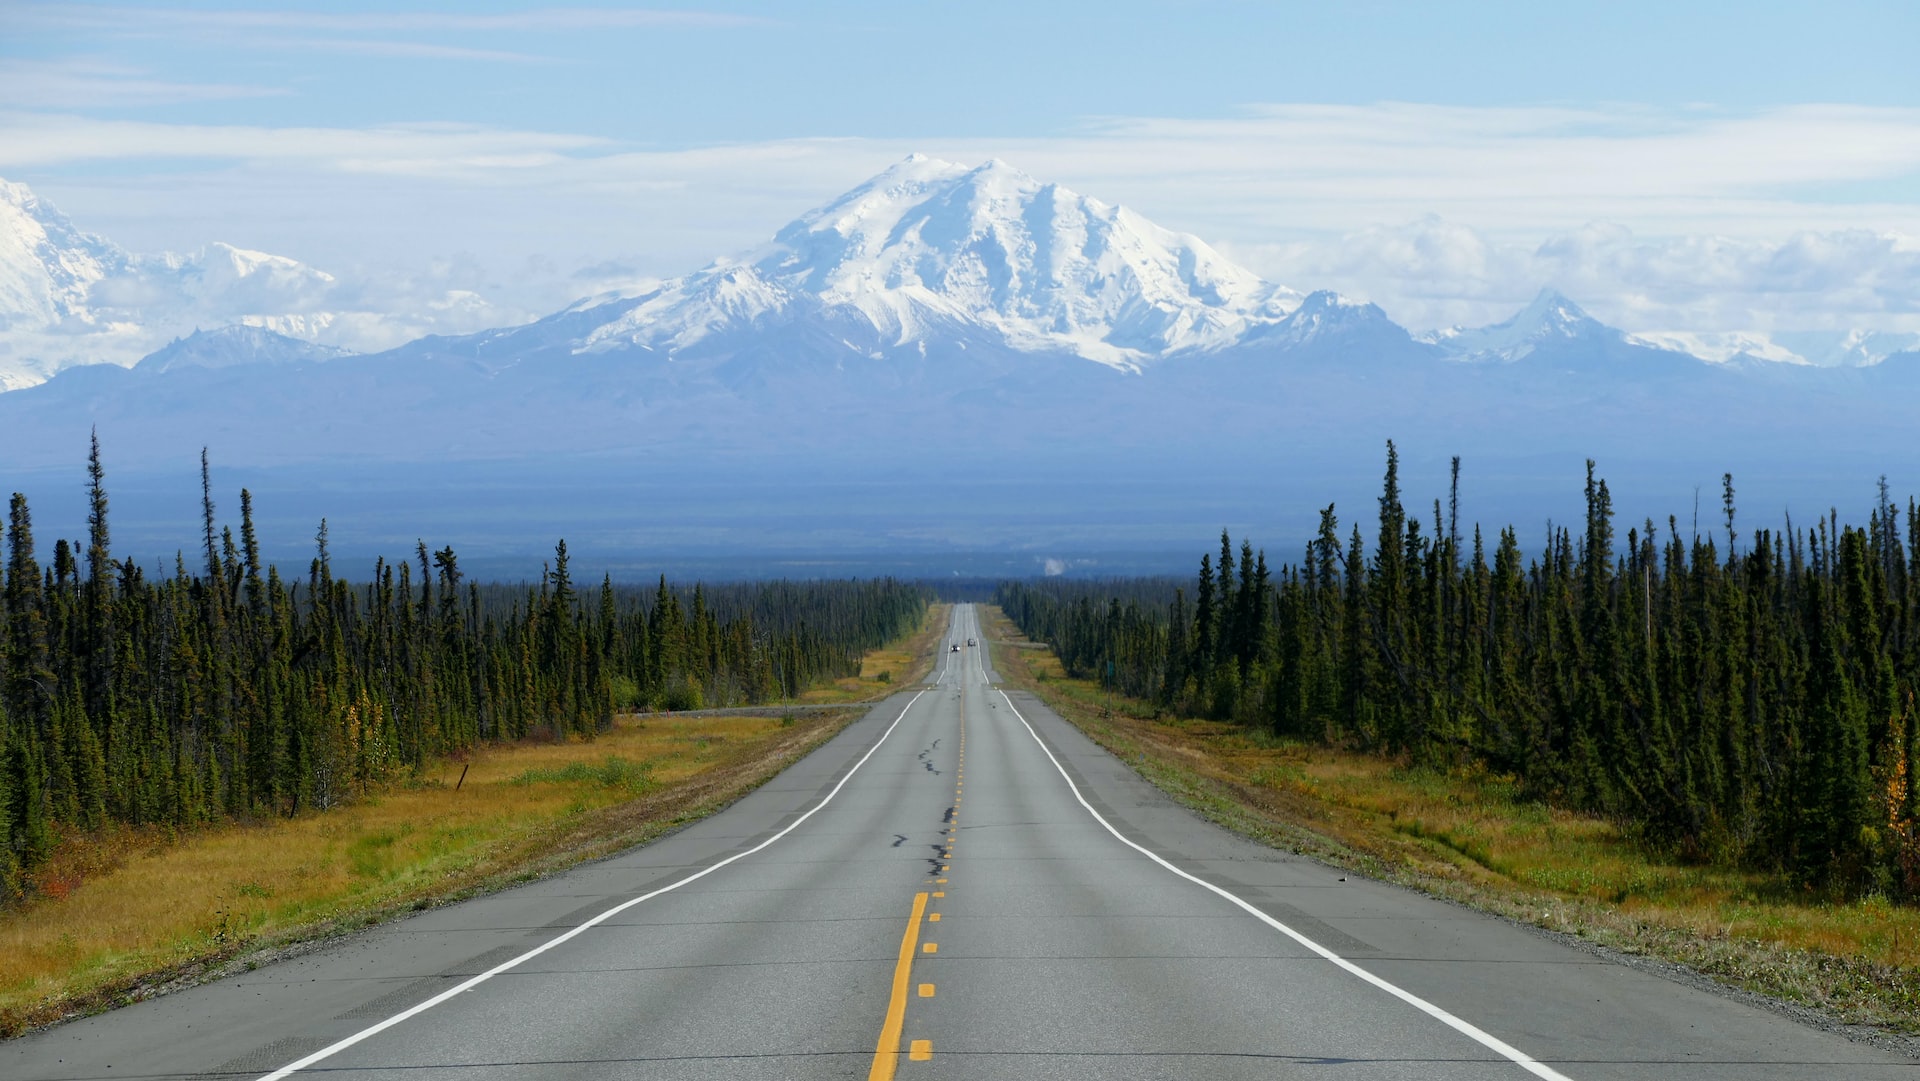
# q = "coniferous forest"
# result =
<box><xmin>0</xmin><ymin>439</ymin><xmax>928</xmax><ymax>898</ymax></box>
<box><xmin>999</xmin><ymin>443</ymin><xmax>1920</xmax><ymax>899</ymax></box>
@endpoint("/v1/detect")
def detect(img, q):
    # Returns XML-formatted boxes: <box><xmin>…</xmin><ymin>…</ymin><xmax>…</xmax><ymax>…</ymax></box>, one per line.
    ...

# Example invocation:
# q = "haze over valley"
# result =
<box><xmin>3</xmin><ymin>156</ymin><xmax>1916</xmax><ymax>576</ymax></box>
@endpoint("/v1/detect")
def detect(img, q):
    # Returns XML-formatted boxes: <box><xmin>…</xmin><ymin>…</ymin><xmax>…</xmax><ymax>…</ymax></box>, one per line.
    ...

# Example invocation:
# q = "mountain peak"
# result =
<box><xmin>0</xmin><ymin>175</ymin><xmax>131</xmax><ymax>353</ymax></box>
<box><xmin>1</xmin><ymin>177</ymin><xmax>43</xmax><ymax>213</ymax></box>
<box><xmin>1295</xmin><ymin>290</ymin><xmax>1373</xmax><ymax>313</ymax></box>
<box><xmin>136</xmin><ymin>324</ymin><xmax>354</xmax><ymax>374</ymax></box>
<box><xmin>1239</xmin><ymin>289</ymin><xmax>1414</xmax><ymax>356</ymax></box>
<box><xmin>1425</xmin><ymin>287</ymin><xmax>1619</xmax><ymax>363</ymax></box>
<box><xmin>1515</xmin><ymin>287</ymin><xmax>1598</xmax><ymax>332</ymax></box>
<box><xmin>580</xmin><ymin>157</ymin><xmax>1300</xmax><ymax>369</ymax></box>
<box><xmin>0</xmin><ymin>175</ymin><xmax>501</xmax><ymax>390</ymax></box>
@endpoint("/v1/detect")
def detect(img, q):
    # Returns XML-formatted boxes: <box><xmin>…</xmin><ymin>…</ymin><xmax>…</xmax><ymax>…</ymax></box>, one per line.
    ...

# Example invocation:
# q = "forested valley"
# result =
<box><xmin>0</xmin><ymin>439</ymin><xmax>929</xmax><ymax>898</ymax></box>
<box><xmin>999</xmin><ymin>443</ymin><xmax>1920</xmax><ymax>899</ymax></box>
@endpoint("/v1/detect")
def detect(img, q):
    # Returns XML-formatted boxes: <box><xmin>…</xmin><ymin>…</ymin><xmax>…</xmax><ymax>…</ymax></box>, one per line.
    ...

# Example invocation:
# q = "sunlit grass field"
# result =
<box><xmin>798</xmin><ymin>602</ymin><xmax>947</xmax><ymax>703</ymax></box>
<box><xmin>0</xmin><ymin>710</ymin><xmax>855</xmax><ymax>1033</ymax></box>
<box><xmin>986</xmin><ymin>607</ymin><xmax>1920</xmax><ymax>1030</ymax></box>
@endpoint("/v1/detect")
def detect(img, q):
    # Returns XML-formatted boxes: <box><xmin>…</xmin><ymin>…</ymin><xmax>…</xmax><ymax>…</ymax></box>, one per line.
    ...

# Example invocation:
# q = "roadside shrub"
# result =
<box><xmin>511</xmin><ymin>755</ymin><xmax>655</xmax><ymax>795</ymax></box>
<box><xmin>657</xmin><ymin>682</ymin><xmax>704</xmax><ymax>712</ymax></box>
<box><xmin>608</xmin><ymin>675</ymin><xmax>644</xmax><ymax>711</ymax></box>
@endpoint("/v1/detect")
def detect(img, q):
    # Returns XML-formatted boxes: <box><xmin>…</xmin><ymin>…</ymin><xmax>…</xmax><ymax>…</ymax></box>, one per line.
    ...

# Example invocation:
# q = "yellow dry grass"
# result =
<box><xmin>982</xmin><ymin>605</ymin><xmax>1920</xmax><ymax>1030</ymax></box>
<box><xmin>798</xmin><ymin>602</ymin><xmax>948</xmax><ymax>703</ymax></box>
<box><xmin>0</xmin><ymin>711</ymin><xmax>834</xmax><ymax>1032</ymax></box>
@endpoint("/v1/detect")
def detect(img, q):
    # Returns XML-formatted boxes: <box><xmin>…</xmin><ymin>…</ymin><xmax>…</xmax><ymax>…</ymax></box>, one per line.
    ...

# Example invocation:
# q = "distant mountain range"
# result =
<box><xmin>0</xmin><ymin>179</ymin><xmax>497</xmax><ymax>391</ymax></box>
<box><xmin>3</xmin><ymin>157</ymin><xmax>1916</xmax><ymax>396</ymax></box>
<box><xmin>1</xmin><ymin>158</ymin><xmax>1917</xmax><ymax>574</ymax></box>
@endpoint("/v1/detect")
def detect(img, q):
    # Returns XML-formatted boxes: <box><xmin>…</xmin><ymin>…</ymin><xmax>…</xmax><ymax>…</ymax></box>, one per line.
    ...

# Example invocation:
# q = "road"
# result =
<box><xmin>6</xmin><ymin>604</ymin><xmax>1916</xmax><ymax>1079</ymax></box>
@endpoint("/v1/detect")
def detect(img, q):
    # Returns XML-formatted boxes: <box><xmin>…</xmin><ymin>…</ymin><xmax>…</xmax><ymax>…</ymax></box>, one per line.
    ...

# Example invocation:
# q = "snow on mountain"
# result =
<box><xmin>1422</xmin><ymin>288</ymin><xmax>1626</xmax><ymax>364</ymax></box>
<box><xmin>1626</xmin><ymin>331</ymin><xmax>1809</xmax><ymax>366</ymax></box>
<box><xmin>1633</xmin><ymin>329</ymin><xmax>1920</xmax><ymax>368</ymax></box>
<box><xmin>0</xmin><ymin>179</ymin><xmax>131</xmax><ymax>332</ymax></box>
<box><xmin>0</xmin><ymin>177</ymin><xmax>515</xmax><ymax>390</ymax></box>
<box><xmin>14</xmin><ymin>155</ymin><xmax>1916</xmax><ymax>414</ymax></box>
<box><xmin>1775</xmin><ymin>330</ymin><xmax>1920</xmax><ymax>367</ymax></box>
<box><xmin>137</xmin><ymin>325</ymin><xmax>352</xmax><ymax>374</ymax></box>
<box><xmin>0</xmin><ymin>179</ymin><xmax>136</xmax><ymax>389</ymax></box>
<box><xmin>1239</xmin><ymin>290</ymin><xmax>1417</xmax><ymax>355</ymax></box>
<box><xmin>573</xmin><ymin>156</ymin><xmax>1302</xmax><ymax>371</ymax></box>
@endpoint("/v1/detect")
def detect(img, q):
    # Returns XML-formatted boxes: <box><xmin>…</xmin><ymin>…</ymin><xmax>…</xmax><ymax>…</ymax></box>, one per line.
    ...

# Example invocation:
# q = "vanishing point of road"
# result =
<box><xmin>7</xmin><ymin>605</ymin><xmax>1915</xmax><ymax>1079</ymax></box>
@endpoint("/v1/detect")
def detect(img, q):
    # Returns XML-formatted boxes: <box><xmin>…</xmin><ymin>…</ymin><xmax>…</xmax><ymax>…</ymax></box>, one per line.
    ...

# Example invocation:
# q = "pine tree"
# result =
<box><xmin>5</xmin><ymin>495</ymin><xmax>56</xmax><ymax>830</ymax></box>
<box><xmin>1192</xmin><ymin>553</ymin><xmax>1215</xmax><ymax>709</ymax></box>
<box><xmin>83</xmin><ymin>430</ymin><xmax>115</xmax><ymax>731</ymax></box>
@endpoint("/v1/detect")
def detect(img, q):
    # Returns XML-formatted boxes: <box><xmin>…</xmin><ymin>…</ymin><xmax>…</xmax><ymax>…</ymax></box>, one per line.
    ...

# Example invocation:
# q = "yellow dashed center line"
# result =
<box><xmin>866</xmin><ymin>891</ymin><xmax>929</xmax><ymax>1081</ymax></box>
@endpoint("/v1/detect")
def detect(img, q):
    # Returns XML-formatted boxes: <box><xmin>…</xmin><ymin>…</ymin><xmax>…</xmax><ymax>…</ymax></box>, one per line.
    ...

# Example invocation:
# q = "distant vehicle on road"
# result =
<box><xmin>967</xmin><ymin>638</ymin><xmax>976</xmax><ymax>647</ymax></box>
<box><xmin>951</xmin><ymin>644</ymin><xmax>960</xmax><ymax>652</ymax></box>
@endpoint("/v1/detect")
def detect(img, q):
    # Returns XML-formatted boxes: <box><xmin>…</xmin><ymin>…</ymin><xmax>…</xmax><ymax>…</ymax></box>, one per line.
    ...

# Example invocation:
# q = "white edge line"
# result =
<box><xmin>256</xmin><ymin>687</ymin><xmax>931</xmax><ymax>1081</ymax></box>
<box><xmin>994</xmin><ymin>688</ymin><xmax>1578</xmax><ymax>1081</ymax></box>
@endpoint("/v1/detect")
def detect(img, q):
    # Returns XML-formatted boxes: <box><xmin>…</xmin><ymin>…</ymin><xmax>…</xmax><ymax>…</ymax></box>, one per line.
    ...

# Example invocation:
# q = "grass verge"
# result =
<box><xmin>981</xmin><ymin>605</ymin><xmax>1920</xmax><ymax>1038</ymax></box>
<box><xmin>0</xmin><ymin>708</ymin><xmax>863</xmax><ymax>1037</ymax></box>
<box><xmin>797</xmin><ymin>602</ymin><xmax>949</xmax><ymax>703</ymax></box>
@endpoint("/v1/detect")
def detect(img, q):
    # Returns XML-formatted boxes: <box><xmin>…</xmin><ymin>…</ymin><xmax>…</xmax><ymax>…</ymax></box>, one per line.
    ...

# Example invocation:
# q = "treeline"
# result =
<box><xmin>0</xmin><ymin>440</ymin><xmax>928</xmax><ymax>896</ymax></box>
<box><xmin>1000</xmin><ymin>444</ymin><xmax>1920</xmax><ymax>897</ymax></box>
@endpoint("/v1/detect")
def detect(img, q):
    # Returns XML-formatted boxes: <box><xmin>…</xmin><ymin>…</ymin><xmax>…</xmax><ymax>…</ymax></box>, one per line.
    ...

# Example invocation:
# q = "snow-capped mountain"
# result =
<box><xmin>566</xmin><ymin>155</ymin><xmax>1303</xmax><ymax>372</ymax></box>
<box><xmin>0</xmin><ymin>177</ymin><xmax>517</xmax><ymax>390</ymax></box>
<box><xmin>8</xmin><ymin>157</ymin><xmax>1920</xmax><ymax>573</ymax></box>
<box><xmin>1631</xmin><ymin>329</ymin><xmax>1920</xmax><ymax>368</ymax></box>
<box><xmin>137</xmin><ymin>325</ymin><xmax>353</xmax><ymax>374</ymax></box>
<box><xmin>1422</xmin><ymin>289</ymin><xmax>1627</xmax><ymax>364</ymax></box>
<box><xmin>0</xmin><ymin>180</ymin><xmax>130</xmax><ymax>332</ymax></box>
<box><xmin>1239</xmin><ymin>290</ymin><xmax>1421</xmax><ymax>359</ymax></box>
<box><xmin>0</xmin><ymin>179</ymin><xmax>137</xmax><ymax>389</ymax></box>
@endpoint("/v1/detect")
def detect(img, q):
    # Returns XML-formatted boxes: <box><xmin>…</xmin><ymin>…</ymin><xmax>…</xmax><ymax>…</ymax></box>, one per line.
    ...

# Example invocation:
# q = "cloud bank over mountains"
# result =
<box><xmin>3</xmin><ymin>101</ymin><xmax>1916</xmax><ymax>344</ymax></box>
<box><xmin>1246</xmin><ymin>216</ymin><xmax>1920</xmax><ymax>337</ymax></box>
<box><xmin>0</xmin><ymin>178</ymin><xmax>524</xmax><ymax>388</ymax></box>
<box><xmin>4</xmin><ymin>155</ymin><xmax>1919</xmax><ymax>393</ymax></box>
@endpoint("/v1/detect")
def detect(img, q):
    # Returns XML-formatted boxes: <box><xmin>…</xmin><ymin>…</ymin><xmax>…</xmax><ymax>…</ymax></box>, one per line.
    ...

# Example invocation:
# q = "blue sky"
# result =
<box><xmin>10</xmin><ymin>2</ymin><xmax>1917</xmax><ymax>132</ymax></box>
<box><xmin>3</xmin><ymin>1</ymin><xmax>1917</xmax><ymax>339</ymax></box>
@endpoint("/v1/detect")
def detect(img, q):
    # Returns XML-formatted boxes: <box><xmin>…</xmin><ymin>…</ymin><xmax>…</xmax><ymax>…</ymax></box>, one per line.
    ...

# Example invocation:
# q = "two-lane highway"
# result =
<box><xmin>6</xmin><ymin>605</ymin><xmax>1916</xmax><ymax>1079</ymax></box>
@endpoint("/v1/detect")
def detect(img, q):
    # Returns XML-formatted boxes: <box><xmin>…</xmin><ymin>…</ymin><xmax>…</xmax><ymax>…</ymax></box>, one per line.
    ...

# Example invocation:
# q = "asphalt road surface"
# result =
<box><xmin>7</xmin><ymin>604</ymin><xmax>1917</xmax><ymax>1079</ymax></box>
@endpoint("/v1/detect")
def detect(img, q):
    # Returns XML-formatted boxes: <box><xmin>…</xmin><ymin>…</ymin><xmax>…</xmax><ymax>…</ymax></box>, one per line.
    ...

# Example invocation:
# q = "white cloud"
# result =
<box><xmin>982</xmin><ymin>104</ymin><xmax>1920</xmax><ymax>241</ymax></box>
<box><xmin>9</xmin><ymin>102</ymin><xmax>1917</xmax><ymax>232</ymax></box>
<box><xmin>6</xmin><ymin>3</ymin><xmax>765</xmax><ymax>65</ymax></box>
<box><xmin>1238</xmin><ymin>220</ymin><xmax>1920</xmax><ymax>334</ymax></box>
<box><xmin>254</xmin><ymin>38</ymin><xmax>552</xmax><ymax>63</ymax></box>
<box><xmin>3</xmin><ymin>102</ymin><xmax>1917</xmax><ymax>337</ymax></box>
<box><xmin>0</xmin><ymin>58</ymin><xmax>285</xmax><ymax>108</ymax></box>
<box><xmin>0</xmin><ymin>112</ymin><xmax>608</xmax><ymax>172</ymax></box>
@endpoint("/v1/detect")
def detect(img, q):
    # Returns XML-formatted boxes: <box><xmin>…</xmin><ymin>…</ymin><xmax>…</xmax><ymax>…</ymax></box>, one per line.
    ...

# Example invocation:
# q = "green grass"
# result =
<box><xmin>510</xmin><ymin>755</ymin><xmax>655</xmax><ymax>794</ymax></box>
